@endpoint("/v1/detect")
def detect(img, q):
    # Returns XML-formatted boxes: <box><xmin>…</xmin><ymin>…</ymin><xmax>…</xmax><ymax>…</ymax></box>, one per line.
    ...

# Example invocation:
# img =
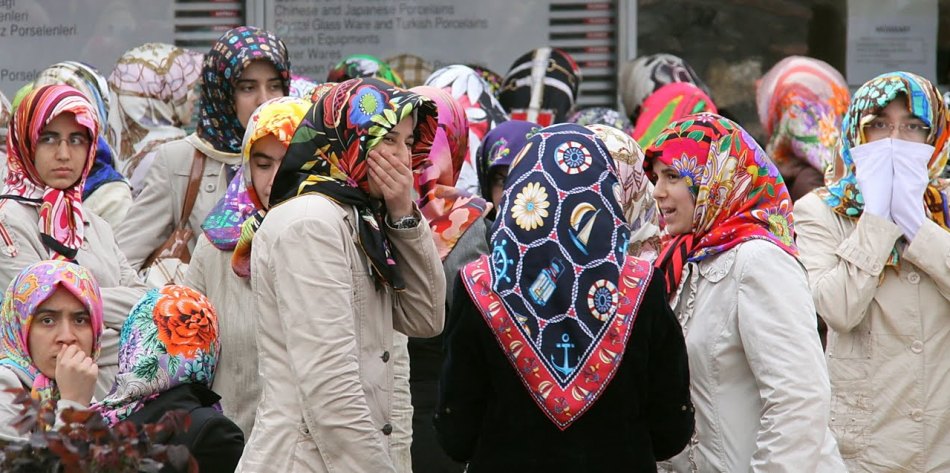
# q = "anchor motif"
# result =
<box><xmin>551</xmin><ymin>333</ymin><xmax>579</xmax><ymax>376</ymax></box>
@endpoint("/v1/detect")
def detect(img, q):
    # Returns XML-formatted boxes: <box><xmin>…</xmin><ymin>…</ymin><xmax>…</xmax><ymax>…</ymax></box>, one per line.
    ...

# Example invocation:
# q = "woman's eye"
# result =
<box><xmin>39</xmin><ymin>317</ymin><xmax>55</xmax><ymax>326</ymax></box>
<box><xmin>74</xmin><ymin>316</ymin><xmax>89</xmax><ymax>325</ymax></box>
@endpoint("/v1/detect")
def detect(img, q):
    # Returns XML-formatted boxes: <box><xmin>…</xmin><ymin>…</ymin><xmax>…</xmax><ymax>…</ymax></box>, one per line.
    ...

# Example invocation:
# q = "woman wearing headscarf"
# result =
<box><xmin>436</xmin><ymin>123</ymin><xmax>692</xmax><ymax>471</ymax></box>
<box><xmin>327</xmin><ymin>53</ymin><xmax>406</xmax><ymax>87</ymax></box>
<box><xmin>0</xmin><ymin>260</ymin><xmax>102</xmax><ymax>441</ymax></box>
<box><xmin>237</xmin><ymin>78</ymin><xmax>445</xmax><ymax>473</ymax></box>
<box><xmin>619</xmin><ymin>53</ymin><xmax>712</xmax><ymax>123</ymax></box>
<box><xmin>633</xmin><ymin>82</ymin><xmax>717</xmax><ymax>150</ymax></box>
<box><xmin>405</xmin><ymin>85</ymin><xmax>489</xmax><ymax>473</ymax></box>
<box><xmin>35</xmin><ymin>61</ymin><xmax>132</xmax><ymax>227</ymax></box>
<box><xmin>498</xmin><ymin>48</ymin><xmax>581</xmax><ymax>127</ymax></box>
<box><xmin>475</xmin><ymin>120</ymin><xmax>539</xmax><ymax>214</ymax></box>
<box><xmin>115</xmin><ymin>26</ymin><xmax>291</xmax><ymax>273</ymax></box>
<box><xmin>0</xmin><ymin>85</ymin><xmax>147</xmax><ymax>400</ymax></box>
<box><xmin>94</xmin><ymin>285</ymin><xmax>244</xmax><ymax>473</ymax></box>
<box><xmin>425</xmin><ymin>64</ymin><xmax>510</xmax><ymax>194</ymax></box>
<box><xmin>587</xmin><ymin>124</ymin><xmax>662</xmax><ymax>261</ymax></box>
<box><xmin>756</xmin><ymin>56</ymin><xmax>850</xmax><ymax>201</ymax></box>
<box><xmin>108</xmin><ymin>43</ymin><xmax>204</xmax><ymax>195</ymax></box>
<box><xmin>647</xmin><ymin>113</ymin><xmax>844</xmax><ymax>472</ymax></box>
<box><xmin>184</xmin><ymin>96</ymin><xmax>309</xmax><ymax>437</ymax></box>
<box><xmin>794</xmin><ymin>72</ymin><xmax>950</xmax><ymax>471</ymax></box>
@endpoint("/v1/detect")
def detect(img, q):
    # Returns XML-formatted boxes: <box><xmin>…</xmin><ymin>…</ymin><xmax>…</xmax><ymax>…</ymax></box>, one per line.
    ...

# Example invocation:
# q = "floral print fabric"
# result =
<box><xmin>633</xmin><ymin>82</ymin><xmax>717</xmax><ymax>149</ymax></box>
<box><xmin>93</xmin><ymin>285</ymin><xmax>220</xmax><ymax>425</ymax></box>
<box><xmin>460</xmin><ymin>123</ymin><xmax>654</xmax><ymax>429</ymax></box>
<box><xmin>410</xmin><ymin>86</ymin><xmax>488</xmax><ymax>260</ymax></box>
<box><xmin>269</xmin><ymin>78</ymin><xmax>438</xmax><ymax>289</ymax></box>
<box><xmin>587</xmin><ymin>124</ymin><xmax>662</xmax><ymax>261</ymax></box>
<box><xmin>108</xmin><ymin>43</ymin><xmax>203</xmax><ymax>180</ymax></box>
<box><xmin>645</xmin><ymin>113</ymin><xmax>798</xmax><ymax>295</ymax></box>
<box><xmin>197</xmin><ymin>26</ymin><xmax>291</xmax><ymax>154</ymax></box>
<box><xmin>816</xmin><ymin>71</ymin><xmax>949</xmax><ymax>231</ymax></box>
<box><xmin>620</xmin><ymin>53</ymin><xmax>712</xmax><ymax>122</ymax></box>
<box><xmin>425</xmin><ymin>65</ymin><xmax>510</xmax><ymax>194</ymax></box>
<box><xmin>0</xmin><ymin>260</ymin><xmax>102</xmax><ymax>403</ymax></box>
<box><xmin>4</xmin><ymin>85</ymin><xmax>100</xmax><ymax>261</ymax></box>
<box><xmin>756</xmin><ymin>56</ymin><xmax>850</xmax><ymax>173</ymax></box>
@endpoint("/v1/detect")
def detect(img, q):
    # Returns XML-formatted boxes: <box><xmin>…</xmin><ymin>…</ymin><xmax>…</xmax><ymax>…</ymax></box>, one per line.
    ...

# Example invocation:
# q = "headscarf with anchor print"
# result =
<box><xmin>460</xmin><ymin>123</ymin><xmax>654</xmax><ymax>430</ymax></box>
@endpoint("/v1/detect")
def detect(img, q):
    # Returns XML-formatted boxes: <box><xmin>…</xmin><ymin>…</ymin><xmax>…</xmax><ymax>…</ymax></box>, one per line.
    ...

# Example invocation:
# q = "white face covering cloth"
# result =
<box><xmin>850</xmin><ymin>138</ymin><xmax>933</xmax><ymax>237</ymax></box>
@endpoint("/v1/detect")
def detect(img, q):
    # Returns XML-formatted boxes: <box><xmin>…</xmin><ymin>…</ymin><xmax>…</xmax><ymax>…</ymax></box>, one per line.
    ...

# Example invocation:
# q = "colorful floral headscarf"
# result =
<box><xmin>108</xmin><ymin>43</ymin><xmax>203</xmax><ymax>183</ymax></box>
<box><xmin>197</xmin><ymin>26</ymin><xmax>291</xmax><ymax>154</ymax></box>
<box><xmin>35</xmin><ymin>61</ymin><xmax>126</xmax><ymax>199</ymax></box>
<box><xmin>425</xmin><ymin>65</ymin><xmax>510</xmax><ymax>193</ymax></box>
<box><xmin>5</xmin><ymin>85</ymin><xmax>100</xmax><ymax>261</ymax></box>
<box><xmin>460</xmin><ymin>123</ymin><xmax>654</xmax><ymax>429</ymax></box>
<box><xmin>386</xmin><ymin>54</ymin><xmax>433</xmax><ymax>89</ymax></box>
<box><xmin>0</xmin><ymin>260</ymin><xmax>103</xmax><ymax>403</ymax></box>
<box><xmin>409</xmin><ymin>86</ymin><xmax>488</xmax><ymax>260</ymax></box>
<box><xmin>620</xmin><ymin>53</ymin><xmax>712</xmax><ymax>122</ymax></box>
<box><xmin>499</xmin><ymin>48</ymin><xmax>582</xmax><ymax>127</ymax></box>
<box><xmin>327</xmin><ymin>54</ymin><xmax>405</xmax><ymax>88</ymax></box>
<box><xmin>756</xmin><ymin>56</ymin><xmax>850</xmax><ymax>172</ymax></box>
<box><xmin>633</xmin><ymin>82</ymin><xmax>717</xmax><ymax>149</ymax></box>
<box><xmin>475</xmin><ymin>120</ymin><xmax>540</xmax><ymax>202</ymax></box>
<box><xmin>646</xmin><ymin>113</ymin><xmax>798</xmax><ymax>296</ymax></box>
<box><xmin>269</xmin><ymin>78</ymin><xmax>438</xmax><ymax>289</ymax></box>
<box><xmin>93</xmin><ymin>285</ymin><xmax>219</xmax><ymax>425</ymax></box>
<box><xmin>203</xmin><ymin>97</ymin><xmax>310</xmax><ymax>251</ymax></box>
<box><xmin>568</xmin><ymin>107</ymin><xmax>634</xmax><ymax>136</ymax></box>
<box><xmin>587</xmin><ymin>124</ymin><xmax>662</xmax><ymax>261</ymax></box>
<box><xmin>816</xmin><ymin>71</ymin><xmax>949</xmax><ymax>236</ymax></box>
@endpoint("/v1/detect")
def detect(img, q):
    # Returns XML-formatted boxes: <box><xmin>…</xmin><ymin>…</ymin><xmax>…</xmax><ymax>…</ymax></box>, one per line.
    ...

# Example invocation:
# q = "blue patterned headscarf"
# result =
<box><xmin>460</xmin><ymin>123</ymin><xmax>655</xmax><ymax>429</ymax></box>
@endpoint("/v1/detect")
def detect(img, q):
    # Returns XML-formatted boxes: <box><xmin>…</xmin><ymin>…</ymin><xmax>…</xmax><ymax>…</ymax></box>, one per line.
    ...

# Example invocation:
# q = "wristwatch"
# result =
<box><xmin>388</xmin><ymin>214</ymin><xmax>420</xmax><ymax>229</ymax></box>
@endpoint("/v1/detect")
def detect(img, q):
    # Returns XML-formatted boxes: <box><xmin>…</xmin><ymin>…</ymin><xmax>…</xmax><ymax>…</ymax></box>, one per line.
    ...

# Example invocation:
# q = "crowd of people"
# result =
<box><xmin>0</xmin><ymin>23</ymin><xmax>947</xmax><ymax>473</ymax></box>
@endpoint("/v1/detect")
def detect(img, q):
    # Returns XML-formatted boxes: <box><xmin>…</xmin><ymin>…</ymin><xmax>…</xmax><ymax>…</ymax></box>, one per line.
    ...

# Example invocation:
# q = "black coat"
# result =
<box><xmin>435</xmin><ymin>272</ymin><xmax>694</xmax><ymax>473</ymax></box>
<box><xmin>125</xmin><ymin>384</ymin><xmax>245</xmax><ymax>473</ymax></box>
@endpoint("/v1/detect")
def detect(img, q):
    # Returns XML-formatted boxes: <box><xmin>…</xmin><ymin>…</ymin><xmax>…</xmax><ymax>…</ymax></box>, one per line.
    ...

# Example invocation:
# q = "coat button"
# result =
<box><xmin>381</xmin><ymin>423</ymin><xmax>393</xmax><ymax>435</ymax></box>
<box><xmin>907</xmin><ymin>272</ymin><xmax>921</xmax><ymax>284</ymax></box>
<box><xmin>911</xmin><ymin>340</ymin><xmax>924</xmax><ymax>354</ymax></box>
<box><xmin>910</xmin><ymin>409</ymin><xmax>924</xmax><ymax>422</ymax></box>
<box><xmin>871</xmin><ymin>262</ymin><xmax>883</xmax><ymax>273</ymax></box>
<box><xmin>381</xmin><ymin>351</ymin><xmax>390</xmax><ymax>362</ymax></box>
<box><xmin>204</xmin><ymin>182</ymin><xmax>216</xmax><ymax>193</ymax></box>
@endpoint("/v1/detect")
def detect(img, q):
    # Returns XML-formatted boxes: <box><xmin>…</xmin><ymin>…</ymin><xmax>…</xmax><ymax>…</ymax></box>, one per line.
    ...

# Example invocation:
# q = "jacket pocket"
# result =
<box><xmin>292</xmin><ymin>421</ymin><xmax>319</xmax><ymax>471</ymax></box>
<box><xmin>829</xmin><ymin>388</ymin><xmax>871</xmax><ymax>459</ymax></box>
<box><xmin>827</xmin><ymin>315</ymin><xmax>872</xmax><ymax>360</ymax></box>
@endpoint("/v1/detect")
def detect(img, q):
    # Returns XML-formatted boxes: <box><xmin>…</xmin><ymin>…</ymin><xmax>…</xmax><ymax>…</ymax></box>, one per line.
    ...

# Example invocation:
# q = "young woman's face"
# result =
<box><xmin>651</xmin><ymin>160</ymin><xmax>696</xmax><ymax>235</ymax></box>
<box><xmin>863</xmin><ymin>94</ymin><xmax>930</xmax><ymax>144</ymax></box>
<box><xmin>27</xmin><ymin>287</ymin><xmax>93</xmax><ymax>379</ymax></box>
<box><xmin>248</xmin><ymin>134</ymin><xmax>288</xmax><ymax>210</ymax></box>
<box><xmin>34</xmin><ymin>113</ymin><xmax>91</xmax><ymax>190</ymax></box>
<box><xmin>367</xmin><ymin>116</ymin><xmax>415</xmax><ymax>199</ymax></box>
<box><xmin>489</xmin><ymin>166</ymin><xmax>508</xmax><ymax>209</ymax></box>
<box><xmin>233</xmin><ymin>60</ymin><xmax>284</xmax><ymax>128</ymax></box>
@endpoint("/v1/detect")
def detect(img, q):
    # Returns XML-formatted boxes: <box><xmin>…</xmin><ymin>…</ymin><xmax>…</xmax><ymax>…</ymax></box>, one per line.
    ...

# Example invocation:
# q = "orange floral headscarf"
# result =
<box><xmin>92</xmin><ymin>285</ymin><xmax>219</xmax><ymax>425</ymax></box>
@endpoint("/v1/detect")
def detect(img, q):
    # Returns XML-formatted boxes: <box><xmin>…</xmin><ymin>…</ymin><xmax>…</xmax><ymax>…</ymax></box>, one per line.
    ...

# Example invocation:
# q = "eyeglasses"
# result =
<box><xmin>863</xmin><ymin>119</ymin><xmax>931</xmax><ymax>141</ymax></box>
<box><xmin>36</xmin><ymin>134</ymin><xmax>91</xmax><ymax>150</ymax></box>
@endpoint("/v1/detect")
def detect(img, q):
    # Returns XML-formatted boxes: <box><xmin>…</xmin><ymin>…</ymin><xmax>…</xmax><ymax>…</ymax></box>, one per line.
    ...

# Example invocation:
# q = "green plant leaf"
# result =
<box><xmin>134</xmin><ymin>356</ymin><xmax>159</xmax><ymax>381</ymax></box>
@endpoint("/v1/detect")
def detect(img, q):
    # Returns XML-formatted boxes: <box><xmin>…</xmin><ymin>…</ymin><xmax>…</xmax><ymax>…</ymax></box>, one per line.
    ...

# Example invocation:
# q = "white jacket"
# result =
<box><xmin>664</xmin><ymin>240</ymin><xmax>844</xmax><ymax>472</ymax></box>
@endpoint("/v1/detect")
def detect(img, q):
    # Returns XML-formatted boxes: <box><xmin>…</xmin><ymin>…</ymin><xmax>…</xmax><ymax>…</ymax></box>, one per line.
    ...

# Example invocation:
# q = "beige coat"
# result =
<box><xmin>185</xmin><ymin>233</ymin><xmax>418</xmax><ymax>469</ymax></box>
<box><xmin>237</xmin><ymin>194</ymin><xmax>445</xmax><ymax>473</ymax></box>
<box><xmin>796</xmin><ymin>192</ymin><xmax>950</xmax><ymax>472</ymax></box>
<box><xmin>84</xmin><ymin>181</ymin><xmax>133</xmax><ymax>229</ymax></box>
<box><xmin>115</xmin><ymin>134</ymin><xmax>240</xmax><ymax>271</ymax></box>
<box><xmin>663</xmin><ymin>240</ymin><xmax>844</xmax><ymax>473</ymax></box>
<box><xmin>0</xmin><ymin>200</ymin><xmax>148</xmax><ymax>399</ymax></box>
